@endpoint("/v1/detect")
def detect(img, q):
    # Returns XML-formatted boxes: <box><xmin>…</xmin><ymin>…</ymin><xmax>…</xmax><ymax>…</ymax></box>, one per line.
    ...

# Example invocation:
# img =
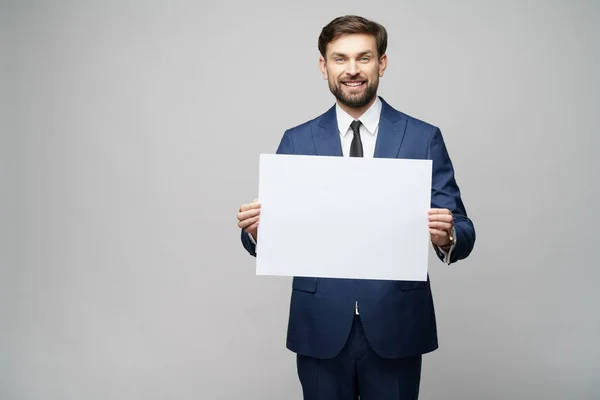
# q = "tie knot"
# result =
<box><xmin>350</xmin><ymin>120</ymin><xmax>361</xmax><ymax>135</ymax></box>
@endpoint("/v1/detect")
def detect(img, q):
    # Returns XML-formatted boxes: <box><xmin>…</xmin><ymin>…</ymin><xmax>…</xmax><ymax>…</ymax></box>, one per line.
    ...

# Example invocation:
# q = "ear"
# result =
<box><xmin>378</xmin><ymin>54</ymin><xmax>388</xmax><ymax>77</ymax></box>
<box><xmin>319</xmin><ymin>56</ymin><xmax>328</xmax><ymax>80</ymax></box>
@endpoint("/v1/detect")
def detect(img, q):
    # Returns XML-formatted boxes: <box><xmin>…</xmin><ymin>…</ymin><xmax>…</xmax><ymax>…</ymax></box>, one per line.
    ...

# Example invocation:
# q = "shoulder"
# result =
<box><xmin>404</xmin><ymin>112</ymin><xmax>439</xmax><ymax>135</ymax></box>
<box><xmin>382</xmin><ymin>98</ymin><xmax>439</xmax><ymax>135</ymax></box>
<box><xmin>275</xmin><ymin>106</ymin><xmax>335</xmax><ymax>153</ymax></box>
<box><xmin>284</xmin><ymin>119</ymin><xmax>314</xmax><ymax>137</ymax></box>
<box><xmin>283</xmin><ymin>105</ymin><xmax>335</xmax><ymax>137</ymax></box>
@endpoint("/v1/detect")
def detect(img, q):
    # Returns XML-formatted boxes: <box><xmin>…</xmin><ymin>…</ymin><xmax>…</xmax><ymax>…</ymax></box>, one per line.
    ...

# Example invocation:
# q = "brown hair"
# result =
<box><xmin>318</xmin><ymin>15</ymin><xmax>388</xmax><ymax>59</ymax></box>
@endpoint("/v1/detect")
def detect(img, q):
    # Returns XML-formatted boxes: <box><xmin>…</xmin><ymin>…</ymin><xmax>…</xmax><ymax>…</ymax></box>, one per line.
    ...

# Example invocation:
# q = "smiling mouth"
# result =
<box><xmin>343</xmin><ymin>81</ymin><xmax>365</xmax><ymax>88</ymax></box>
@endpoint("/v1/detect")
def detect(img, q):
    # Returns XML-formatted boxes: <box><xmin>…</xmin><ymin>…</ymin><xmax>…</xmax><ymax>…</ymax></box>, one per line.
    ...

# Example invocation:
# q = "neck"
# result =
<box><xmin>337</xmin><ymin>96</ymin><xmax>377</xmax><ymax>120</ymax></box>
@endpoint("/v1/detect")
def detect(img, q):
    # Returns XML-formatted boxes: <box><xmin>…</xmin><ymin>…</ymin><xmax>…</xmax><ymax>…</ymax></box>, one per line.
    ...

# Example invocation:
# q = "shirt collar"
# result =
<box><xmin>336</xmin><ymin>96</ymin><xmax>382</xmax><ymax>137</ymax></box>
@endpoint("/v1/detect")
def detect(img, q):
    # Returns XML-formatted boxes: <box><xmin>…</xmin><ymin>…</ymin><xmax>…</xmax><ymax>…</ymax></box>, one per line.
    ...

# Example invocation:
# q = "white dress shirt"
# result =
<box><xmin>248</xmin><ymin>98</ymin><xmax>455</xmax><ymax>314</ymax></box>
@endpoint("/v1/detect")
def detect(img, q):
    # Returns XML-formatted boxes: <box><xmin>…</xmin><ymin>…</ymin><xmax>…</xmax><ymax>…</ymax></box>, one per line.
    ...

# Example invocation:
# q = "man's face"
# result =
<box><xmin>319</xmin><ymin>33</ymin><xmax>387</xmax><ymax>109</ymax></box>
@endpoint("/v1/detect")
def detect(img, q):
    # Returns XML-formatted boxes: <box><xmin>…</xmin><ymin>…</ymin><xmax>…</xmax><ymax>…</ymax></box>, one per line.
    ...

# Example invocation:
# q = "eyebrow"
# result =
<box><xmin>329</xmin><ymin>50</ymin><xmax>375</xmax><ymax>58</ymax></box>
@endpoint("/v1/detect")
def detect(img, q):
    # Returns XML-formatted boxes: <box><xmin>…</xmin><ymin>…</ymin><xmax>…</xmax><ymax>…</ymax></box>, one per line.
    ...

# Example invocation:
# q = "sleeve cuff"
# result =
<box><xmin>436</xmin><ymin>226</ymin><xmax>456</xmax><ymax>264</ymax></box>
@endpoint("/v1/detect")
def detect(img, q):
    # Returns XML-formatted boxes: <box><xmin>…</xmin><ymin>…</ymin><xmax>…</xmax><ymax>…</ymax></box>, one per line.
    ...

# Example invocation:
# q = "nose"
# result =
<box><xmin>346</xmin><ymin>60</ymin><xmax>359</xmax><ymax>76</ymax></box>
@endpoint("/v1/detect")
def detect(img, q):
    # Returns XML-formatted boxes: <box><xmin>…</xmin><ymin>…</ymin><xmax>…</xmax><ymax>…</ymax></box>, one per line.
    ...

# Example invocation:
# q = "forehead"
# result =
<box><xmin>326</xmin><ymin>33</ymin><xmax>377</xmax><ymax>56</ymax></box>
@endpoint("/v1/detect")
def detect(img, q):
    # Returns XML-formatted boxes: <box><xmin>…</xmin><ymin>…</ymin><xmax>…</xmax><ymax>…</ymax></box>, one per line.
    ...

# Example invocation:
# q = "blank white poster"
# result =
<box><xmin>256</xmin><ymin>154</ymin><xmax>432</xmax><ymax>281</ymax></box>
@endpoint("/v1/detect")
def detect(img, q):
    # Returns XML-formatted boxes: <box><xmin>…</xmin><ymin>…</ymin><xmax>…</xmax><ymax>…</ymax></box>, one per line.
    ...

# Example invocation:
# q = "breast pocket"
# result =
<box><xmin>292</xmin><ymin>277</ymin><xmax>318</xmax><ymax>293</ymax></box>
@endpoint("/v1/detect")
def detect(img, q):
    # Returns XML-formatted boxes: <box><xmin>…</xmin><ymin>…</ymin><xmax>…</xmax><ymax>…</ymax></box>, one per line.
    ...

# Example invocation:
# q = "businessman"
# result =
<box><xmin>237</xmin><ymin>15</ymin><xmax>475</xmax><ymax>400</ymax></box>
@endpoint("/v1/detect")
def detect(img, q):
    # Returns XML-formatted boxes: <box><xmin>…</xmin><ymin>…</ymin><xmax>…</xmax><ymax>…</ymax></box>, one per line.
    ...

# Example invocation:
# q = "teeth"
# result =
<box><xmin>345</xmin><ymin>82</ymin><xmax>363</xmax><ymax>86</ymax></box>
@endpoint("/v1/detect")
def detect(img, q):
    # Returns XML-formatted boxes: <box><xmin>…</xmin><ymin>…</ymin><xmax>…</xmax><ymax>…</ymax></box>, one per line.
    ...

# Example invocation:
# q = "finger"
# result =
<box><xmin>428</xmin><ymin>214</ymin><xmax>453</xmax><ymax>222</ymax></box>
<box><xmin>238</xmin><ymin>208</ymin><xmax>261</xmax><ymax>221</ymax></box>
<box><xmin>240</xmin><ymin>201</ymin><xmax>262</xmax><ymax>212</ymax></box>
<box><xmin>428</xmin><ymin>221</ymin><xmax>451</xmax><ymax>230</ymax></box>
<box><xmin>428</xmin><ymin>208</ymin><xmax>451</xmax><ymax>215</ymax></box>
<box><xmin>240</xmin><ymin>202</ymin><xmax>261</xmax><ymax>212</ymax></box>
<box><xmin>238</xmin><ymin>215</ymin><xmax>259</xmax><ymax>229</ymax></box>
<box><xmin>429</xmin><ymin>228</ymin><xmax>447</xmax><ymax>237</ymax></box>
<box><xmin>246</xmin><ymin>221</ymin><xmax>259</xmax><ymax>232</ymax></box>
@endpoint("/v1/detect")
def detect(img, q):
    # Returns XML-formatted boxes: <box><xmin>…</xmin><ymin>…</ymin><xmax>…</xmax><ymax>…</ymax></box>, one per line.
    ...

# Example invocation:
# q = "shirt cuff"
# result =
<box><xmin>247</xmin><ymin>232</ymin><xmax>257</xmax><ymax>245</ymax></box>
<box><xmin>436</xmin><ymin>226</ymin><xmax>456</xmax><ymax>265</ymax></box>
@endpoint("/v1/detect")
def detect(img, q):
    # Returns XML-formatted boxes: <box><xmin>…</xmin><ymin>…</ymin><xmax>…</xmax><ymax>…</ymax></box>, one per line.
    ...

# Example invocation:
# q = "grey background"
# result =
<box><xmin>1</xmin><ymin>0</ymin><xmax>599</xmax><ymax>399</ymax></box>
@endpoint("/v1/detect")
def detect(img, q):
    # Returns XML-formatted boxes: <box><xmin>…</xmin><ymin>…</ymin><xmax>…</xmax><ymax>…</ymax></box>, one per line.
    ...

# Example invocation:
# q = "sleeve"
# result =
<box><xmin>427</xmin><ymin>127</ymin><xmax>476</xmax><ymax>264</ymax></box>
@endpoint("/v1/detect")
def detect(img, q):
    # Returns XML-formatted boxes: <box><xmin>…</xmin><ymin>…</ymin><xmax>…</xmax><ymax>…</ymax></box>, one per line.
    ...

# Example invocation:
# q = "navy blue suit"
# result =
<box><xmin>241</xmin><ymin>97</ymin><xmax>475</xmax><ymax>399</ymax></box>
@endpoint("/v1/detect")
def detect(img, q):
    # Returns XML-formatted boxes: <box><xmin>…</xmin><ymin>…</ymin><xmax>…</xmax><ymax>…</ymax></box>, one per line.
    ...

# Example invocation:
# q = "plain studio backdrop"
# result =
<box><xmin>1</xmin><ymin>0</ymin><xmax>599</xmax><ymax>399</ymax></box>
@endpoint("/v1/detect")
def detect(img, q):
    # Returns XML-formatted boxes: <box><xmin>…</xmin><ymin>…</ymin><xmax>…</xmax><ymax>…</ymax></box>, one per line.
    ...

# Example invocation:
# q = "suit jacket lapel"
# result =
<box><xmin>374</xmin><ymin>98</ymin><xmax>407</xmax><ymax>159</ymax></box>
<box><xmin>311</xmin><ymin>98</ymin><xmax>406</xmax><ymax>158</ymax></box>
<box><xmin>312</xmin><ymin>105</ymin><xmax>343</xmax><ymax>157</ymax></box>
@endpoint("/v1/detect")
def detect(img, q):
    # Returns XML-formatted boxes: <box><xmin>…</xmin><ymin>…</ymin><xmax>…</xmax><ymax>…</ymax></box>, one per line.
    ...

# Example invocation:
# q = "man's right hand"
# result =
<box><xmin>237</xmin><ymin>199</ymin><xmax>261</xmax><ymax>242</ymax></box>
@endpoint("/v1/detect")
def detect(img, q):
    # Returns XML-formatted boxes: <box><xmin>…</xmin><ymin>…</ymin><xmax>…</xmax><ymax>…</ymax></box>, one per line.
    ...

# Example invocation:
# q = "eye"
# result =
<box><xmin>360</xmin><ymin>57</ymin><xmax>370</xmax><ymax>62</ymax></box>
<box><xmin>335</xmin><ymin>57</ymin><xmax>344</xmax><ymax>62</ymax></box>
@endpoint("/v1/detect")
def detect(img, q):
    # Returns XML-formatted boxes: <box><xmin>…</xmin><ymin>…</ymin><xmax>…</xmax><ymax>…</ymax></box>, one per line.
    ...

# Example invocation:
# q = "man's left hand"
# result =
<box><xmin>428</xmin><ymin>208</ymin><xmax>454</xmax><ymax>248</ymax></box>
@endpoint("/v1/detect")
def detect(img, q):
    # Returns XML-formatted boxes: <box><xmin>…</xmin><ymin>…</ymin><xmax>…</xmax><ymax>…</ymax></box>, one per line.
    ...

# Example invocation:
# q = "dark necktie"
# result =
<box><xmin>350</xmin><ymin>120</ymin><xmax>363</xmax><ymax>157</ymax></box>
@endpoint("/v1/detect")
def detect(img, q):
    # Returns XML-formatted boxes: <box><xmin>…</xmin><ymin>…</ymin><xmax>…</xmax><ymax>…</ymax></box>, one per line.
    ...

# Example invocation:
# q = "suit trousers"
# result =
<box><xmin>296</xmin><ymin>314</ymin><xmax>422</xmax><ymax>400</ymax></box>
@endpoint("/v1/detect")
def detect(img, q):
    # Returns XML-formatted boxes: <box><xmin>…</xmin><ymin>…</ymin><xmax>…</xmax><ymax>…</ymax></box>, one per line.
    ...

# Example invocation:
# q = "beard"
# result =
<box><xmin>329</xmin><ymin>77</ymin><xmax>379</xmax><ymax>109</ymax></box>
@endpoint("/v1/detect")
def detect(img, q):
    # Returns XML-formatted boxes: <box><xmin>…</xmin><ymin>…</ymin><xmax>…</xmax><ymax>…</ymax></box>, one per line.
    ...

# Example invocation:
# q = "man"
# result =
<box><xmin>237</xmin><ymin>15</ymin><xmax>475</xmax><ymax>400</ymax></box>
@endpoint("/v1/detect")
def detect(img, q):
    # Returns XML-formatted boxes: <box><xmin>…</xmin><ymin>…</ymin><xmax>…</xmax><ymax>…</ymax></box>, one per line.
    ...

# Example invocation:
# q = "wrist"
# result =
<box><xmin>441</xmin><ymin>227</ymin><xmax>456</xmax><ymax>249</ymax></box>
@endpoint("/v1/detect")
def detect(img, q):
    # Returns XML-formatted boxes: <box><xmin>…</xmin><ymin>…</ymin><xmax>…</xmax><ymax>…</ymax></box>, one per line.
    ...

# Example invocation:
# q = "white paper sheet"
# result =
<box><xmin>255</xmin><ymin>154</ymin><xmax>432</xmax><ymax>281</ymax></box>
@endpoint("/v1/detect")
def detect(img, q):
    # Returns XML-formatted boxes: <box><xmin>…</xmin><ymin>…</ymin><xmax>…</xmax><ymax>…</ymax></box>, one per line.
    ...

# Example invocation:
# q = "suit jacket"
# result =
<box><xmin>241</xmin><ymin>97</ymin><xmax>475</xmax><ymax>359</ymax></box>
